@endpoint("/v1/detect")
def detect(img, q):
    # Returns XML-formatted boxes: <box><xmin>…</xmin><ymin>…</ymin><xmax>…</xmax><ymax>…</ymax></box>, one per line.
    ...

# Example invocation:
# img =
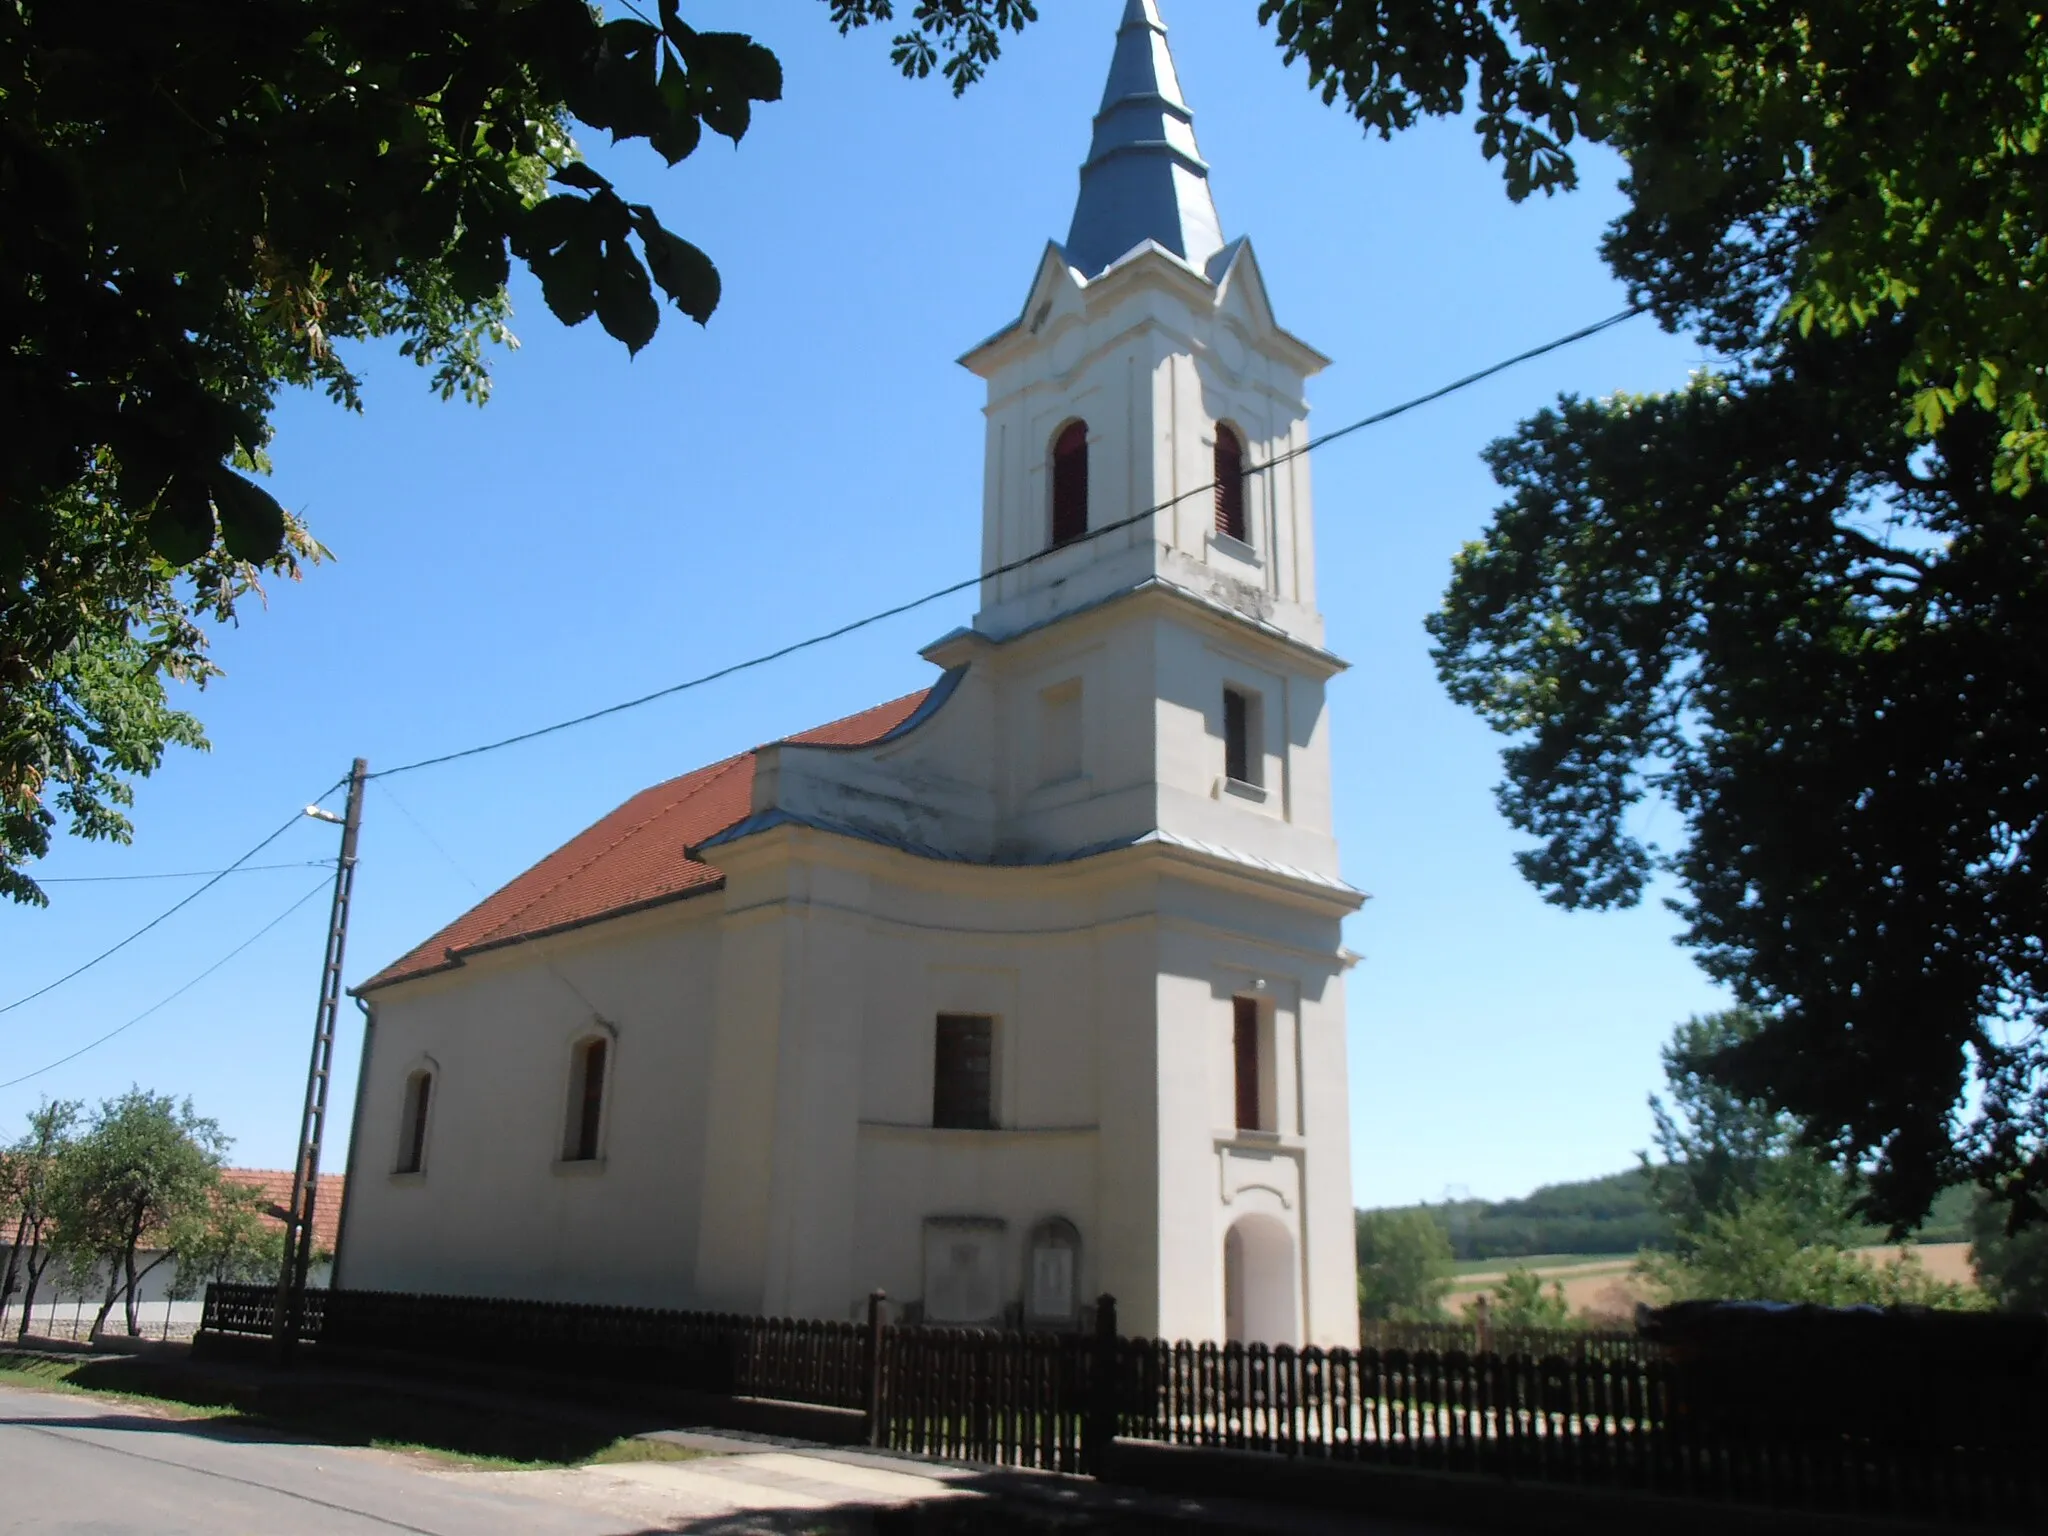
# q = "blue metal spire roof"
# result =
<box><xmin>1063</xmin><ymin>0</ymin><xmax>1224</xmax><ymax>280</ymax></box>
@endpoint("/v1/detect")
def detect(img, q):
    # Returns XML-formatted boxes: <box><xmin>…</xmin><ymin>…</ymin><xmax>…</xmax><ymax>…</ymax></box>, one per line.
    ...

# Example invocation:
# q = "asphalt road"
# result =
<box><xmin>0</xmin><ymin>1383</ymin><xmax>649</xmax><ymax>1536</ymax></box>
<box><xmin>0</xmin><ymin>1379</ymin><xmax>1466</xmax><ymax>1536</ymax></box>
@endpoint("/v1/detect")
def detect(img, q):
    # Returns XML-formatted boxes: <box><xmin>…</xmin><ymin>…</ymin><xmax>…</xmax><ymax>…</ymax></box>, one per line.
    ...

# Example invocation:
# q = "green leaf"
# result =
<box><xmin>531</xmin><ymin>234</ymin><xmax>602</xmax><ymax>326</ymax></box>
<box><xmin>210</xmin><ymin>469</ymin><xmax>287</xmax><ymax>563</ymax></box>
<box><xmin>594</xmin><ymin>248</ymin><xmax>659</xmax><ymax>354</ymax></box>
<box><xmin>690</xmin><ymin>31</ymin><xmax>783</xmax><ymax>105</ymax></box>
<box><xmin>511</xmin><ymin>193</ymin><xmax>584</xmax><ymax>261</ymax></box>
<box><xmin>448</xmin><ymin>222</ymin><xmax>511</xmax><ymax>298</ymax></box>
<box><xmin>147</xmin><ymin>478</ymin><xmax>216</xmax><ymax>566</ymax></box>
<box><xmin>675</xmin><ymin>31</ymin><xmax>783</xmax><ymax>142</ymax></box>
<box><xmin>114</xmin><ymin>437</ymin><xmax>177</xmax><ymax>515</ymax></box>
<box><xmin>581</xmin><ymin>19</ymin><xmax>664</xmax><ymax>139</ymax></box>
<box><xmin>648</xmin><ymin>50</ymin><xmax>705</xmax><ymax>166</ymax></box>
<box><xmin>638</xmin><ymin>219</ymin><xmax>720</xmax><ymax>324</ymax></box>
<box><xmin>551</xmin><ymin>162</ymin><xmax>609</xmax><ymax>192</ymax></box>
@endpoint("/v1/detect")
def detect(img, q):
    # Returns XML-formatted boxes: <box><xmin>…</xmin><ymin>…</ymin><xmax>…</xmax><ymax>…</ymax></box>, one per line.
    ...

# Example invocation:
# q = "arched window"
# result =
<box><xmin>564</xmin><ymin>1037</ymin><xmax>609</xmax><ymax>1162</ymax></box>
<box><xmin>1050</xmin><ymin>421</ymin><xmax>1089</xmax><ymax>547</ymax></box>
<box><xmin>1214</xmin><ymin>424</ymin><xmax>1247</xmax><ymax>542</ymax></box>
<box><xmin>395</xmin><ymin>1069</ymin><xmax>432</xmax><ymax>1174</ymax></box>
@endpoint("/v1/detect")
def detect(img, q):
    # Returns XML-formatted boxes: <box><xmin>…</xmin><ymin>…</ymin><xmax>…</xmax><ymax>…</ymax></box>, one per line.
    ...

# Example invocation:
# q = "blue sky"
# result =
<box><xmin>1</xmin><ymin>0</ymin><xmax>1723</xmax><ymax>1207</ymax></box>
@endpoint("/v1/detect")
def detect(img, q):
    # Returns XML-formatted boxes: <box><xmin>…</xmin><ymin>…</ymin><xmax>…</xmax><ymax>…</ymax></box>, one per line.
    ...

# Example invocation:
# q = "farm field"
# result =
<box><xmin>1449</xmin><ymin>1253</ymin><xmax>1626</xmax><ymax>1277</ymax></box>
<box><xmin>1444</xmin><ymin>1241</ymin><xmax>1977</xmax><ymax>1323</ymax></box>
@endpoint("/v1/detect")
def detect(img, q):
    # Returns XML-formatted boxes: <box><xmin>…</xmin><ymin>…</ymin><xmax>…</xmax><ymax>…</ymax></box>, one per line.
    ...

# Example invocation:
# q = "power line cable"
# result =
<box><xmin>0</xmin><ymin>875</ymin><xmax>335</xmax><ymax>1090</ymax></box>
<box><xmin>1</xmin><ymin>790</ymin><xmax>340</xmax><ymax>1016</ymax></box>
<box><xmin>374</xmin><ymin>780</ymin><xmax>605</xmax><ymax>1017</ymax></box>
<box><xmin>37</xmin><ymin>861</ymin><xmax>335</xmax><ymax>885</ymax></box>
<box><xmin>2</xmin><ymin>302</ymin><xmax>1647</xmax><ymax>1018</ymax></box>
<box><xmin>372</xmin><ymin>304</ymin><xmax>1646</xmax><ymax>783</ymax></box>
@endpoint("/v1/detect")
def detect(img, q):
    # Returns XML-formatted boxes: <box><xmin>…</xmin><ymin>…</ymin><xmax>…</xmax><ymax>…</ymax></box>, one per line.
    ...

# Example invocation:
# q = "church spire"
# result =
<box><xmin>1063</xmin><ymin>0</ymin><xmax>1225</xmax><ymax>281</ymax></box>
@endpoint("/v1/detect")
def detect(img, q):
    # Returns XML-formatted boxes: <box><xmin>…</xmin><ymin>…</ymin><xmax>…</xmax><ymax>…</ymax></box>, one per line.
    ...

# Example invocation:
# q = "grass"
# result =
<box><xmin>584</xmin><ymin>1436</ymin><xmax>707</xmax><ymax>1466</ymax></box>
<box><xmin>0</xmin><ymin>1352</ymin><xmax>239</xmax><ymax>1421</ymax></box>
<box><xmin>0</xmin><ymin>1347</ymin><xmax>707</xmax><ymax>1472</ymax></box>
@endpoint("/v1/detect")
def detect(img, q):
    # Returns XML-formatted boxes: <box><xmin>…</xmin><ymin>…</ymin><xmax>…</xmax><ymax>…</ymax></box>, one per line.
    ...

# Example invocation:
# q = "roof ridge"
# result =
<box><xmin>360</xmin><ymin>685</ymin><xmax>939</xmax><ymax>994</ymax></box>
<box><xmin>457</xmin><ymin>752</ymin><xmax>752</xmax><ymax>957</ymax></box>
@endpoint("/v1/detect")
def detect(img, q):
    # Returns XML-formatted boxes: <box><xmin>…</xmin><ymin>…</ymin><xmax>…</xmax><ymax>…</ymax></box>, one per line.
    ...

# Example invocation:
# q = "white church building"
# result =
<box><xmin>337</xmin><ymin>0</ymin><xmax>1364</xmax><ymax>1348</ymax></box>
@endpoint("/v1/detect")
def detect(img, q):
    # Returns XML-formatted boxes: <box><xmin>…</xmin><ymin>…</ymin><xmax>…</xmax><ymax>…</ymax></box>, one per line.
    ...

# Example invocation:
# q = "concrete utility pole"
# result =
<box><xmin>272</xmin><ymin>758</ymin><xmax>367</xmax><ymax>1360</ymax></box>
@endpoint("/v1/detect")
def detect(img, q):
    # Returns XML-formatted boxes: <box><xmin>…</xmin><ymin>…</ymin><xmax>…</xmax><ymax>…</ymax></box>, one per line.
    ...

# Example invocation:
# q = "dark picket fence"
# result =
<box><xmin>201</xmin><ymin>1283</ymin><xmax>2046</xmax><ymax>1524</ymax></box>
<box><xmin>876</xmin><ymin>1319</ymin><xmax>1094</xmax><ymax>1472</ymax></box>
<box><xmin>202</xmin><ymin>1281</ymin><xmax>868</xmax><ymax>1407</ymax></box>
<box><xmin>1357</xmin><ymin>1317</ymin><xmax>1649</xmax><ymax>1363</ymax></box>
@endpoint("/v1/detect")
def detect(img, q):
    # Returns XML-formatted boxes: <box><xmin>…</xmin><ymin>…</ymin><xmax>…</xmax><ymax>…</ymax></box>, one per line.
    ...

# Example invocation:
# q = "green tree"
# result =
<box><xmin>1379</xmin><ymin>19</ymin><xmax>2048</xmax><ymax>1229</ymax></box>
<box><xmin>1429</xmin><ymin>326</ymin><xmax>2044</xmax><ymax>1229</ymax></box>
<box><xmin>1356</xmin><ymin>1208</ymin><xmax>1454</xmax><ymax>1322</ymax></box>
<box><xmin>4</xmin><ymin>0</ymin><xmax>1027</xmax><ymax>901</ymax></box>
<box><xmin>1259</xmin><ymin>1</ymin><xmax>2048</xmax><ymax>490</ymax></box>
<box><xmin>5</xmin><ymin>468</ymin><xmax>324</xmax><ymax>906</ymax></box>
<box><xmin>1644</xmin><ymin>1010</ymin><xmax>1855</xmax><ymax>1257</ymax></box>
<box><xmin>0</xmin><ymin>1099</ymin><xmax>80</xmax><ymax>1339</ymax></box>
<box><xmin>46</xmin><ymin>1090</ymin><xmax>230</xmax><ymax>1339</ymax></box>
<box><xmin>1969</xmin><ymin>1191</ymin><xmax>2048</xmax><ymax>1313</ymax></box>
<box><xmin>1638</xmin><ymin>1190</ymin><xmax>1982</xmax><ymax>1310</ymax></box>
<box><xmin>165</xmin><ymin>1180</ymin><xmax>286</xmax><ymax>1300</ymax></box>
<box><xmin>1635</xmin><ymin>1011</ymin><xmax>1983</xmax><ymax>1308</ymax></box>
<box><xmin>1464</xmin><ymin>1266</ymin><xmax>1575</xmax><ymax>1330</ymax></box>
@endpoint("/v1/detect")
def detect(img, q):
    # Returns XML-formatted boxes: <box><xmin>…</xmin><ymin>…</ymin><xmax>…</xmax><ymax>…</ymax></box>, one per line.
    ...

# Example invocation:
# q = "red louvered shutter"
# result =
<box><xmin>1214</xmin><ymin>426</ymin><xmax>1246</xmax><ymax>541</ymax></box>
<box><xmin>1051</xmin><ymin>422</ymin><xmax>1089</xmax><ymax>546</ymax></box>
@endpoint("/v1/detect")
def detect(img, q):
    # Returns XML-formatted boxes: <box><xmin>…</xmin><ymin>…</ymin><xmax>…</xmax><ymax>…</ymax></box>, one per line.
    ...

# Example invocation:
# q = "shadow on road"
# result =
<box><xmin>6</xmin><ymin>1350</ymin><xmax>663</xmax><ymax>1464</ymax></box>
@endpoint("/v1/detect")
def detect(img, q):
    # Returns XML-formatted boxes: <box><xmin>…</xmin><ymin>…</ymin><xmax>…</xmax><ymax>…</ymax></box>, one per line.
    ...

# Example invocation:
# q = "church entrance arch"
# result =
<box><xmin>1222</xmin><ymin>1213</ymin><xmax>1298</xmax><ymax>1345</ymax></box>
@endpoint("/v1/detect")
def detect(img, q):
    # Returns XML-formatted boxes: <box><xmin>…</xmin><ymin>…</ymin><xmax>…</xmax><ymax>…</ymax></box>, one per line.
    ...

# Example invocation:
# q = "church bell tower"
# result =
<box><xmin>941</xmin><ymin>0</ymin><xmax>1361</xmax><ymax>1346</ymax></box>
<box><xmin>960</xmin><ymin>0</ymin><xmax>1332</xmax><ymax>660</ymax></box>
<box><xmin>947</xmin><ymin>0</ymin><xmax>1346</xmax><ymax>894</ymax></box>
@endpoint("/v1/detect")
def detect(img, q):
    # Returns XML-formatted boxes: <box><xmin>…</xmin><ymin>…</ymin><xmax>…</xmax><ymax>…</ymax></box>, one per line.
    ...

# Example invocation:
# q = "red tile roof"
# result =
<box><xmin>358</xmin><ymin>689</ymin><xmax>933</xmax><ymax>993</ymax></box>
<box><xmin>223</xmin><ymin>1168</ymin><xmax>346</xmax><ymax>1255</ymax></box>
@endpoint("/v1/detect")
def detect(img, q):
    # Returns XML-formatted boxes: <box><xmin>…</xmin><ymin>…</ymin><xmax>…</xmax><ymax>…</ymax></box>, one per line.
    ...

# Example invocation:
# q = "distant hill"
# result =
<box><xmin>1361</xmin><ymin>1169</ymin><xmax>1979</xmax><ymax>1261</ymax></box>
<box><xmin>1416</xmin><ymin>1169</ymin><xmax>1669</xmax><ymax>1261</ymax></box>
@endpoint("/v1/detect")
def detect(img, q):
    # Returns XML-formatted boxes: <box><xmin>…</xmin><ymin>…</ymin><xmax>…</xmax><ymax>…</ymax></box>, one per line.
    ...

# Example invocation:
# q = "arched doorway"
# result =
<box><xmin>1223</xmin><ymin>1213</ymin><xmax>1298</xmax><ymax>1345</ymax></box>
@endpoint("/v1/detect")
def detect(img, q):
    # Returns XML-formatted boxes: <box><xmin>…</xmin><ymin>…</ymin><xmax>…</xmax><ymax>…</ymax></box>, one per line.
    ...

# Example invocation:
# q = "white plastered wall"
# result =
<box><xmin>341</xmin><ymin>902</ymin><xmax>722</xmax><ymax>1308</ymax></box>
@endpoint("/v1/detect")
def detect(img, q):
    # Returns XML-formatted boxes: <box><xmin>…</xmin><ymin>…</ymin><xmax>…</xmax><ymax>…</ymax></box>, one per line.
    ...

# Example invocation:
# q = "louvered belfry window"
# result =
<box><xmin>1051</xmin><ymin>421</ymin><xmax>1089</xmax><ymax>547</ymax></box>
<box><xmin>933</xmin><ymin>1014</ymin><xmax>995</xmax><ymax>1129</ymax></box>
<box><xmin>1233</xmin><ymin>996</ymin><xmax>1262</xmax><ymax>1132</ymax></box>
<box><xmin>1214</xmin><ymin>425</ymin><xmax>1247</xmax><ymax>542</ymax></box>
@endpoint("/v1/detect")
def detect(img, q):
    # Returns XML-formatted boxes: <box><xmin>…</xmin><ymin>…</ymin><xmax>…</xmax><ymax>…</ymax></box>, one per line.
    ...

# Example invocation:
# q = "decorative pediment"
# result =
<box><xmin>959</xmin><ymin>242</ymin><xmax>1088</xmax><ymax>376</ymax></box>
<box><xmin>1209</xmin><ymin>238</ymin><xmax>1329</xmax><ymax>378</ymax></box>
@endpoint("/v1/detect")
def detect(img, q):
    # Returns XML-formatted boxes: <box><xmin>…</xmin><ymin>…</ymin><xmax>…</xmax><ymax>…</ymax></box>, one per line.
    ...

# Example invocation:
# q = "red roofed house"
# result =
<box><xmin>336</xmin><ymin>2</ymin><xmax>1362</xmax><ymax>1347</ymax></box>
<box><xmin>2</xmin><ymin>1169</ymin><xmax>341</xmax><ymax>1336</ymax></box>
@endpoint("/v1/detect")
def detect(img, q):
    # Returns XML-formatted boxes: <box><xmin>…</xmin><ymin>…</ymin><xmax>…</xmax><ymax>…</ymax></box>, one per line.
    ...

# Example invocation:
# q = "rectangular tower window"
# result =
<box><xmin>1039</xmin><ymin>680</ymin><xmax>1083</xmax><ymax>786</ymax></box>
<box><xmin>933</xmin><ymin>1014</ymin><xmax>995</xmax><ymax>1129</ymax></box>
<box><xmin>1233</xmin><ymin>996</ymin><xmax>1263</xmax><ymax>1132</ymax></box>
<box><xmin>1223</xmin><ymin>687</ymin><xmax>1262</xmax><ymax>787</ymax></box>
